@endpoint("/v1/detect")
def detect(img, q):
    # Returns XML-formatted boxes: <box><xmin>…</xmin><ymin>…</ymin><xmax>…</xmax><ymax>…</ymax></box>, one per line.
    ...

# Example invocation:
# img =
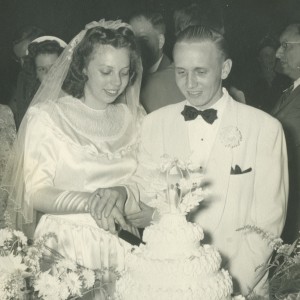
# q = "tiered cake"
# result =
<box><xmin>116</xmin><ymin>158</ymin><xmax>234</xmax><ymax>300</ymax></box>
<box><xmin>115</xmin><ymin>211</ymin><xmax>233</xmax><ymax>300</ymax></box>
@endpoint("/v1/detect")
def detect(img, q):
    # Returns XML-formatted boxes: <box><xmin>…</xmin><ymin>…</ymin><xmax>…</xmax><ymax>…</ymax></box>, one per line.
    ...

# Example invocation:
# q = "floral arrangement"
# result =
<box><xmin>0</xmin><ymin>214</ymin><xmax>118</xmax><ymax>300</ymax></box>
<box><xmin>238</xmin><ymin>225</ymin><xmax>300</xmax><ymax>300</ymax></box>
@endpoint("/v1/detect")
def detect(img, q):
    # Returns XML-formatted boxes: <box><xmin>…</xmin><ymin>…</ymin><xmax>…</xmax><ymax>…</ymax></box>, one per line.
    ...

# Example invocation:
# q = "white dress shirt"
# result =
<box><xmin>293</xmin><ymin>77</ymin><xmax>300</xmax><ymax>90</ymax></box>
<box><xmin>187</xmin><ymin>90</ymin><xmax>228</xmax><ymax>170</ymax></box>
<box><xmin>148</xmin><ymin>54</ymin><xmax>163</xmax><ymax>74</ymax></box>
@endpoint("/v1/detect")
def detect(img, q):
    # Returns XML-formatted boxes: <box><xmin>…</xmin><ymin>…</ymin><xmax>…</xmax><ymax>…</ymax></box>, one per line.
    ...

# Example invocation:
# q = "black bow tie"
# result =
<box><xmin>181</xmin><ymin>105</ymin><xmax>218</xmax><ymax>124</ymax></box>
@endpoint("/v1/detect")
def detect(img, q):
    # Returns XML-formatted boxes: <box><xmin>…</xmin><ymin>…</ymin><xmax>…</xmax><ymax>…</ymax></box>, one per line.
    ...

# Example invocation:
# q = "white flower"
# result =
<box><xmin>0</xmin><ymin>253</ymin><xmax>27</xmax><ymax>274</ymax></box>
<box><xmin>63</xmin><ymin>272</ymin><xmax>82</xmax><ymax>296</ymax></box>
<box><xmin>269</xmin><ymin>237</ymin><xmax>284</xmax><ymax>250</ymax></box>
<box><xmin>0</xmin><ymin>229</ymin><xmax>13</xmax><ymax>246</ymax></box>
<box><xmin>179</xmin><ymin>190</ymin><xmax>205</xmax><ymax>214</ymax></box>
<box><xmin>58</xmin><ymin>282</ymin><xmax>70</xmax><ymax>300</ymax></box>
<box><xmin>34</xmin><ymin>272</ymin><xmax>61</xmax><ymax>299</ymax></box>
<box><xmin>293</xmin><ymin>254</ymin><xmax>300</xmax><ymax>264</ymax></box>
<box><xmin>26</xmin><ymin>246</ymin><xmax>42</xmax><ymax>259</ymax></box>
<box><xmin>159</xmin><ymin>154</ymin><xmax>175</xmax><ymax>172</ymax></box>
<box><xmin>159</xmin><ymin>155</ymin><xmax>187</xmax><ymax>173</ymax></box>
<box><xmin>186</xmin><ymin>160</ymin><xmax>201</xmax><ymax>171</ymax></box>
<box><xmin>0</xmin><ymin>274</ymin><xmax>14</xmax><ymax>300</ymax></box>
<box><xmin>13</xmin><ymin>230</ymin><xmax>28</xmax><ymax>245</ymax></box>
<box><xmin>56</xmin><ymin>259</ymin><xmax>77</xmax><ymax>271</ymax></box>
<box><xmin>232</xmin><ymin>296</ymin><xmax>245</xmax><ymax>300</ymax></box>
<box><xmin>178</xmin><ymin>178</ymin><xmax>193</xmax><ymax>190</ymax></box>
<box><xmin>220</xmin><ymin>126</ymin><xmax>242</xmax><ymax>148</ymax></box>
<box><xmin>189</xmin><ymin>172</ymin><xmax>204</xmax><ymax>186</ymax></box>
<box><xmin>81</xmin><ymin>269</ymin><xmax>95</xmax><ymax>288</ymax></box>
<box><xmin>0</xmin><ymin>274</ymin><xmax>25</xmax><ymax>300</ymax></box>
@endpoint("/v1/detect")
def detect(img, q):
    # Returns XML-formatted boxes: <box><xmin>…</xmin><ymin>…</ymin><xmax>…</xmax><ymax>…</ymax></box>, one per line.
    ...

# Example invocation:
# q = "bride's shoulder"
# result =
<box><xmin>28</xmin><ymin>95</ymin><xmax>75</xmax><ymax>115</ymax></box>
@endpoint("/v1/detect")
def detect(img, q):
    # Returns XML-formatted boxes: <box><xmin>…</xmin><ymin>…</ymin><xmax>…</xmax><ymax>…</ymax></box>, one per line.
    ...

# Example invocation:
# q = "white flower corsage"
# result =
<box><xmin>220</xmin><ymin>126</ymin><xmax>242</xmax><ymax>148</ymax></box>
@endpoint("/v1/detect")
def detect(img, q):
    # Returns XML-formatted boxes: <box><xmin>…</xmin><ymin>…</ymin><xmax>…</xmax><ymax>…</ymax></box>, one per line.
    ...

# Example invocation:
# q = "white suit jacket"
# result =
<box><xmin>135</xmin><ymin>90</ymin><xmax>288</xmax><ymax>296</ymax></box>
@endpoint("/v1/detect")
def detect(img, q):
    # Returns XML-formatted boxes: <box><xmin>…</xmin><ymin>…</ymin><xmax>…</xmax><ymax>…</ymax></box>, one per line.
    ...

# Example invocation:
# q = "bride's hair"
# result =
<box><xmin>62</xmin><ymin>26</ymin><xmax>140</xmax><ymax>99</ymax></box>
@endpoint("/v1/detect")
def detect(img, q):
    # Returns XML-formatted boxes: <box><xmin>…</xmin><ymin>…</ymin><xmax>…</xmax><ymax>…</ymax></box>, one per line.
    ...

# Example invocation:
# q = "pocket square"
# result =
<box><xmin>230</xmin><ymin>165</ymin><xmax>252</xmax><ymax>175</ymax></box>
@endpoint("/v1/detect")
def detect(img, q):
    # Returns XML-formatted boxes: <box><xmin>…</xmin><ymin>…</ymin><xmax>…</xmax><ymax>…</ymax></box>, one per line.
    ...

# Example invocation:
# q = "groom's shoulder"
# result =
<box><xmin>232</xmin><ymin>99</ymin><xmax>282</xmax><ymax>129</ymax></box>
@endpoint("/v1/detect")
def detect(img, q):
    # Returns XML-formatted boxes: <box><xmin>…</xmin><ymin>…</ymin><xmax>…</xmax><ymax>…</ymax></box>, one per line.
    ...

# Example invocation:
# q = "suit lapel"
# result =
<box><xmin>203</xmin><ymin>98</ymin><xmax>237</xmax><ymax>231</ymax></box>
<box><xmin>273</xmin><ymin>85</ymin><xmax>300</xmax><ymax>115</ymax></box>
<box><xmin>157</xmin><ymin>53</ymin><xmax>172</xmax><ymax>72</ymax></box>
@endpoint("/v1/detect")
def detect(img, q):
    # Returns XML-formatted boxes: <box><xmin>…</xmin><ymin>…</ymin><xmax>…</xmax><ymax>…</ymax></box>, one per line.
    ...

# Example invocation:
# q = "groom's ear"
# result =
<box><xmin>221</xmin><ymin>59</ymin><xmax>232</xmax><ymax>80</ymax></box>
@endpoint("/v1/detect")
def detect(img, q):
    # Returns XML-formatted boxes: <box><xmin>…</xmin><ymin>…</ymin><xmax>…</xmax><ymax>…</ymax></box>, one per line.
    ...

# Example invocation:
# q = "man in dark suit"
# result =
<box><xmin>129</xmin><ymin>10</ymin><xmax>172</xmax><ymax>113</ymax></box>
<box><xmin>272</xmin><ymin>23</ymin><xmax>300</xmax><ymax>243</ymax></box>
<box><xmin>136</xmin><ymin>2</ymin><xmax>230</xmax><ymax>113</ymax></box>
<box><xmin>129</xmin><ymin>11</ymin><xmax>171</xmax><ymax>73</ymax></box>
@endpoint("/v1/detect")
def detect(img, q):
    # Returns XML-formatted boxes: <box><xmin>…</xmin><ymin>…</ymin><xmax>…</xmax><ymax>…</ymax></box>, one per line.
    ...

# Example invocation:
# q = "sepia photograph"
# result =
<box><xmin>0</xmin><ymin>0</ymin><xmax>300</xmax><ymax>299</ymax></box>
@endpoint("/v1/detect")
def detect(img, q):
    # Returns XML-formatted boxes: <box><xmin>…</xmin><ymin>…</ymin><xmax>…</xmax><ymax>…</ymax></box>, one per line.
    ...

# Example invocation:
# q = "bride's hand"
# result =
<box><xmin>126</xmin><ymin>202</ymin><xmax>155</xmax><ymax>228</ymax></box>
<box><xmin>88</xmin><ymin>187</ymin><xmax>127</xmax><ymax>219</ymax></box>
<box><xmin>91</xmin><ymin>206</ymin><xmax>128</xmax><ymax>234</ymax></box>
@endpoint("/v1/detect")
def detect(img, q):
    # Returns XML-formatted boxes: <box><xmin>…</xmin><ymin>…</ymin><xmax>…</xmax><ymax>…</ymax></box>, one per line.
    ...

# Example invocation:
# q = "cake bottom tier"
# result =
<box><xmin>115</xmin><ymin>269</ymin><xmax>233</xmax><ymax>300</ymax></box>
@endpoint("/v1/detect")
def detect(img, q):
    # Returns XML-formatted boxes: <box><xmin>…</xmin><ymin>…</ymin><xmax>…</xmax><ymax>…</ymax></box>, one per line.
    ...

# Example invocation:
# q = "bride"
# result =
<box><xmin>1</xmin><ymin>20</ymin><xmax>144</xmax><ymax>278</ymax></box>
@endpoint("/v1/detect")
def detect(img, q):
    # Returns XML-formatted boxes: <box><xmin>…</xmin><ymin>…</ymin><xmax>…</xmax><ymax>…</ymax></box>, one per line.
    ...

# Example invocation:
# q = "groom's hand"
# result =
<box><xmin>92</xmin><ymin>207</ymin><xmax>128</xmax><ymax>234</ymax></box>
<box><xmin>126</xmin><ymin>202</ymin><xmax>155</xmax><ymax>228</ymax></box>
<box><xmin>89</xmin><ymin>186</ymin><xmax>127</xmax><ymax>219</ymax></box>
<box><xmin>88</xmin><ymin>187</ymin><xmax>129</xmax><ymax>233</ymax></box>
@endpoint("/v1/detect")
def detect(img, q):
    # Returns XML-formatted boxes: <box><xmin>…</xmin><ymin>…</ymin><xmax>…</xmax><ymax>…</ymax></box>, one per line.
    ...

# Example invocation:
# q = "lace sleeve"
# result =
<box><xmin>23</xmin><ymin>109</ymin><xmax>90</xmax><ymax>218</ymax></box>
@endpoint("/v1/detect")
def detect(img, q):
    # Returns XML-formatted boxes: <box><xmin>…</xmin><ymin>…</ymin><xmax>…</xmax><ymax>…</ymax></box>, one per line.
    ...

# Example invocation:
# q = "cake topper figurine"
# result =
<box><xmin>149</xmin><ymin>154</ymin><xmax>207</xmax><ymax>216</ymax></box>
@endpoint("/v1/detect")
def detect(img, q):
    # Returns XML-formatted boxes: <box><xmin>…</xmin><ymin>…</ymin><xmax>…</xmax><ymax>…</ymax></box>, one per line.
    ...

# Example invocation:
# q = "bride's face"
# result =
<box><xmin>83</xmin><ymin>44</ymin><xmax>130</xmax><ymax>110</ymax></box>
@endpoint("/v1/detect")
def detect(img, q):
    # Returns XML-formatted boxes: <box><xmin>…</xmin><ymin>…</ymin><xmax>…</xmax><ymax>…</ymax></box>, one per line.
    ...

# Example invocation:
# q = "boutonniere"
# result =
<box><xmin>220</xmin><ymin>126</ymin><xmax>242</xmax><ymax>148</ymax></box>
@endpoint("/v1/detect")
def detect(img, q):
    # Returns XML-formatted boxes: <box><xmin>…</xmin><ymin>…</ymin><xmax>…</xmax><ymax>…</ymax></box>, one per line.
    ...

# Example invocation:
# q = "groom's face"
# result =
<box><xmin>174</xmin><ymin>40</ymin><xmax>230</xmax><ymax>109</ymax></box>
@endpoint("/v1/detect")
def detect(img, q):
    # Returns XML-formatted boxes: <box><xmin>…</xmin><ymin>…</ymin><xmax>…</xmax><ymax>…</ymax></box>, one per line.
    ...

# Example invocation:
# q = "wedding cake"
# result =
<box><xmin>115</xmin><ymin>158</ymin><xmax>234</xmax><ymax>300</ymax></box>
<box><xmin>115</xmin><ymin>212</ymin><xmax>233</xmax><ymax>300</ymax></box>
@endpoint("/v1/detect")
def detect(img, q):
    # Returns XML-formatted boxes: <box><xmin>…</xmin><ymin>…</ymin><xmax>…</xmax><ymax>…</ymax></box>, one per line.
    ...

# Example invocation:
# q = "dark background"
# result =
<box><xmin>1</xmin><ymin>0</ymin><xmax>300</xmax><ymax>104</ymax></box>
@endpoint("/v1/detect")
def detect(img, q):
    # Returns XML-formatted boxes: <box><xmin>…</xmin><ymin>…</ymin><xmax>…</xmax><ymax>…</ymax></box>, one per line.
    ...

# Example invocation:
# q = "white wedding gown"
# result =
<box><xmin>23</xmin><ymin>96</ymin><xmax>142</xmax><ymax>278</ymax></box>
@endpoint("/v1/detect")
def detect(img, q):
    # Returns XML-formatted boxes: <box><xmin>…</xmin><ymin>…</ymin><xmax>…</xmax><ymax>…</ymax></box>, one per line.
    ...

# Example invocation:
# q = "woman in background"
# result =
<box><xmin>14</xmin><ymin>36</ymin><xmax>66</xmax><ymax>128</ymax></box>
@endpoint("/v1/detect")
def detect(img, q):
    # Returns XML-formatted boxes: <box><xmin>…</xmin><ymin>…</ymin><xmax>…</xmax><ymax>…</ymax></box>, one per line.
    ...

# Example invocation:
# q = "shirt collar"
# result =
<box><xmin>293</xmin><ymin>77</ymin><xmax>300</xmax><ymax>90</ymax></box>
<box><xmin>148</xmin><ymin>54</ymin><xmax>163</xmax><ymax>74</ymax></box>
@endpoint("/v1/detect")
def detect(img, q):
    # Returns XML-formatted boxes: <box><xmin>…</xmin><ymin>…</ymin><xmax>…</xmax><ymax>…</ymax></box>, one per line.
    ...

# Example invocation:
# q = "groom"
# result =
<box><xmin>128</xmin><ymin>26</ymin><xmax>288</xmax><ymax>297</ymax></box>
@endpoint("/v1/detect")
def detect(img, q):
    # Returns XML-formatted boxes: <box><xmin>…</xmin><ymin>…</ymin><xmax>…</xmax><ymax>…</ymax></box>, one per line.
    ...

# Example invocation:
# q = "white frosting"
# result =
<box><xmin>142</xmin><ymin>213</ymin><xmax>204</xmax><ymax>259</ymax></box>
<box><xmin>116</xmin><ymin>270</ymin><xmax>232</xmax><ymax>300</ymax></box>
<box><xmin>116</xmin><ymin>213</ymin><xmax>233</xmax><ymax>300</ymax></box>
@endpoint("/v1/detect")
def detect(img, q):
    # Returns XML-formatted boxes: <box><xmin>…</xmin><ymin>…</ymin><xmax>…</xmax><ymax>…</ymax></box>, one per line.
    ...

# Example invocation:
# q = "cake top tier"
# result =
<box><xmin>141</xmin><ymin>213</ymin><xmax>204</xmax><ymax>259</ymax></box>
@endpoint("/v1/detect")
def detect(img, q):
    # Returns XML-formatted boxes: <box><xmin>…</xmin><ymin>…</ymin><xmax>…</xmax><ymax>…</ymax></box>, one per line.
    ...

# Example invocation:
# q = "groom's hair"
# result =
<box><xmin>175</xmin><ymin>25</ymin><xmax>229</xmax><ymax>60</ymax></box>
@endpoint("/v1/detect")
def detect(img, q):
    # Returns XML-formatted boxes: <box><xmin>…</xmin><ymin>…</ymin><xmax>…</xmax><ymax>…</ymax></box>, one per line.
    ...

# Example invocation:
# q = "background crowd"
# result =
<box><xmin>0</xmin><ymin>0</ymin><xmax>300</xmax><ymax>109</ymax></box>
